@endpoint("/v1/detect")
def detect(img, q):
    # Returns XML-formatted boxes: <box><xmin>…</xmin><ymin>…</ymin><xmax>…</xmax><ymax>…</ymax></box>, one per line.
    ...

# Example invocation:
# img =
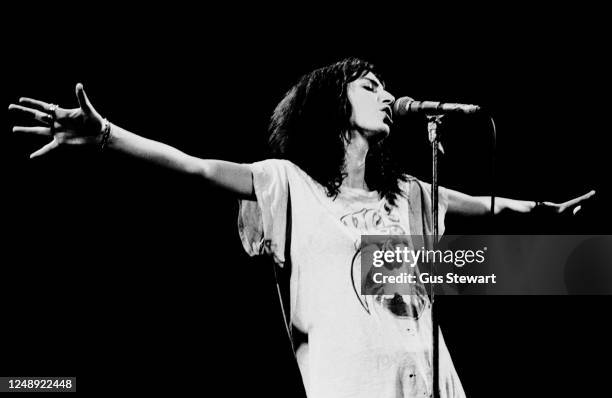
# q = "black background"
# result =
<box><xmin>2</xmin><ymin>4</ymin><xmax>611</xmax><ymax>396</ymax></box>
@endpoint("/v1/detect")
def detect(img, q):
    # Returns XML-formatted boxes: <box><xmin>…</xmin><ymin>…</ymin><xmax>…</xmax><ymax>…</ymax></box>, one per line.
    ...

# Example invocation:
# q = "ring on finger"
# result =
<box><xmin>46</xmin><ymin>104</ymin><xmax>58</xmax><ymax>128</ymax></box>
<box><xmin>48</xmin><ymin>103</ymin><xmax>58</xmax><ymax>118</ymax></box>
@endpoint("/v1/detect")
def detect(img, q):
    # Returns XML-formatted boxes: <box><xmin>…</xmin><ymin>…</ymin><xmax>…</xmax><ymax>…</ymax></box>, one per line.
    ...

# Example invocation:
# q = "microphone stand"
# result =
<box><xmin>427</xmin><ymin>114</ymin><xmax>444</xmax><ymax>398</ymax></box>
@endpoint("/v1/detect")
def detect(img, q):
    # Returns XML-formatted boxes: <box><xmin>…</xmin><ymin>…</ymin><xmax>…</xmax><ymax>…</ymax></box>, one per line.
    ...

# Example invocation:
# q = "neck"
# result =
<box><xmin>342</xmin><ymin>131</ymin><xmax>370</xmax><ymax>191</ymax></box>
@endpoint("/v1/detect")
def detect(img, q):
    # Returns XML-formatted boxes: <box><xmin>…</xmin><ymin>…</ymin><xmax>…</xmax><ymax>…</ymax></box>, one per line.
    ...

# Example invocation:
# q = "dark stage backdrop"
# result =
<box><xmin>2</xmin><ymin>5</ymin><xmax>611</xmax><ymax>396</ymax></box>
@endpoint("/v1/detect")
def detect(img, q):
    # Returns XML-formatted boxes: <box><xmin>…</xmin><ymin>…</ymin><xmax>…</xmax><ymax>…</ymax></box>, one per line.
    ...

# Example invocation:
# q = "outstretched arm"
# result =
<box><xmin>9</xmin><ymin>84</ymin><xmax>255</xmax><ymax>200</ymax></box>
<box><xmin>444</xmin><ymin>187</ymin><xmax>596</xmax><ymax>217</ymax></box>
<box><xmin>104</xmin><ymin>126</ymin><xmax>255</xmax><ymax>199</ymax></box>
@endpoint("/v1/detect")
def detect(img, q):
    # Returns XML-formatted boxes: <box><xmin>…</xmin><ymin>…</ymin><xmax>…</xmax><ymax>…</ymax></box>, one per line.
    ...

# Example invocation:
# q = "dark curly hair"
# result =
<box><xmin>269</xmin><ymin>57</ymin><xmax>407</xmax><ymax>205</ymax></box>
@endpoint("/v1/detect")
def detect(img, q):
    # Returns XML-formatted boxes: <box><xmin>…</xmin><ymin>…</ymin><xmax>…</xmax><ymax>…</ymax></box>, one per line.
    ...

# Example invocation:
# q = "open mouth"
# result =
<box><xmin>382</xmin><ymin>108</ymin><xmax>393</xmax><ymax>125</ymax></box>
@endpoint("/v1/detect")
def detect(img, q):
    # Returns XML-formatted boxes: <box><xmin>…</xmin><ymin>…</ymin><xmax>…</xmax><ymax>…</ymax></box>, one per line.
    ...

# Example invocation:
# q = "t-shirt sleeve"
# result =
<box><xmin>418</xmin><ymin>180</ymin><xmax>449</xmax><ymax>236</ymax></box>
<box><xmin>237</xmin><ymin>159</ymin><xmax>290</xmax><ymax>266</ymax></box>
<box><xmin>402</xmin><ymin>177</ymin><xmax>449</xmax><ymax>238</ymax></box>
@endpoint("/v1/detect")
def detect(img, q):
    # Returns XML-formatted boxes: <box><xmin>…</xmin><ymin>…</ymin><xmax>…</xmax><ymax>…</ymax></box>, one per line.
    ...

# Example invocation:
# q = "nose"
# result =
<box><xmin>380</xmin><ymin>89</ymin><xmax>395</xmax><ymax>105</ymax></box>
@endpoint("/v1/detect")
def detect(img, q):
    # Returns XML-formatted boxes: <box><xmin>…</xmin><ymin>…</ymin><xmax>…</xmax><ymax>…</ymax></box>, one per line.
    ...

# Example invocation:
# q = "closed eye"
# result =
<box><xmin>362</xmin><ymin>77</ymin><xmax>382</xmax><ymax>92</ymax></box>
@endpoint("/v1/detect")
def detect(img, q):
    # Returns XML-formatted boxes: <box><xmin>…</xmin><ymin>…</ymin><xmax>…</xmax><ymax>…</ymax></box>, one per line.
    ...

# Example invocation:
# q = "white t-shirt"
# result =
<box><xmin>238</xmin><ymin>159</ymin><xmax>465</xmax><ymax>398</ymax></box>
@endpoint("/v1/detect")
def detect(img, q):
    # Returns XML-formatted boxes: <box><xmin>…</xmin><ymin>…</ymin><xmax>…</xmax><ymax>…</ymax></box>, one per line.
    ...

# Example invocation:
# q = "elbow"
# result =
<box><xmin>191</xmin><ymin>159</ymin><xmax>218</xmax><ymax>182</ymax></box>
<box><xmin>488</xmin><ymin>198</ymin><xmax>502</xmax><ymax>215</ymax></box>
<box><xmin>182</xmin><ymin>157</ymin><xmax>213</xmax><ymax>180</ymax></box>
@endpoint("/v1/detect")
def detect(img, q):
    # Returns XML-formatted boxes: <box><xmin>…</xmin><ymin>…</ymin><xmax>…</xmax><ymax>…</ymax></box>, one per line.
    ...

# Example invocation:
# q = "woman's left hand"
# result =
<box><xmin>536</xmin><ymin>190</ymin><xmax>596</xmax><ymax>215</ymax></box>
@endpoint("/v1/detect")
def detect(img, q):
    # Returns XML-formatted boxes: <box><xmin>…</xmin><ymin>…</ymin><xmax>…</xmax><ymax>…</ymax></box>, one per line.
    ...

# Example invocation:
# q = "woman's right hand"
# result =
<box><xmin>9</xmin><ymin>83</ymin><xmax>105</xmax><ymax>158</ymax></box>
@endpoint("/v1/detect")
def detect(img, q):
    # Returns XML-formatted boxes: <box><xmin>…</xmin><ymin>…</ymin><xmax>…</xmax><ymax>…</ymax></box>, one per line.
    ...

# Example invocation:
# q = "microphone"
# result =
<box><xmin>393</xmin><ymin>97</ymin><xmax>481</xmax><ymax>116</ymax></box>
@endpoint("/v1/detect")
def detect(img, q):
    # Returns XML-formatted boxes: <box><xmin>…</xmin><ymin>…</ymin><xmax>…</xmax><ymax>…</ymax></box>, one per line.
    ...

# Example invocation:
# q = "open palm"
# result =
<box><xmin>9</xmin><ymin>83</ymin><xmax>104</xmax><ymax>158</ymax></box>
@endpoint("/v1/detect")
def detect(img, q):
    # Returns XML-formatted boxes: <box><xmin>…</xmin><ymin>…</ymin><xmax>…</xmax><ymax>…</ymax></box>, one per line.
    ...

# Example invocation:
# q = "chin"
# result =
<box><xmin>378</xmin><ymin>123</ymin><xmax>392</xmax><ymax>137</ymax></box>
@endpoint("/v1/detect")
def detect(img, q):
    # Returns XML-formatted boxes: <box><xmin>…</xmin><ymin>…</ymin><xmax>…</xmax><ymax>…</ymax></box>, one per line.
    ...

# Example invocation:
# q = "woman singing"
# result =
<box><xmin>9</xmin><ymin>57</ymin><xmax>593</xmax><ymax>397</ymax></box>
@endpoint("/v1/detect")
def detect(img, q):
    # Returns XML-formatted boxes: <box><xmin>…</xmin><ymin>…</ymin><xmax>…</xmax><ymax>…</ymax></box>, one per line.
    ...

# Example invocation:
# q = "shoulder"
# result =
<box><xmin>249</xmin><ymin>158</ymin><xmax>293</xmax><ymax>169</ymax></box>
<box><xmin>247</xmin><ymin>158</ymin><xmax>297</xmax><ymax>176</ymax></box>
<box><xmin>397</xmin><ymin>174</ymin><xmax>421</xmax><ymax>196</ymax></box>
<box><xmin>398</xmin><ymin>175</ymin><xmax>448</xmax><ymax>202</ymax></box>
<box><xmin>248</xmin><ymin>158</ymin><xmax>313</xmax><ymax>186</ymax></box>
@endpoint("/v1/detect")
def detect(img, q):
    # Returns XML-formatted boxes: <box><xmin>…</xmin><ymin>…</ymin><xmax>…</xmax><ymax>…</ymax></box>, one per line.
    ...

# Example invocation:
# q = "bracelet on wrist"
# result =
<box><xmin>100</xmin><ymin>118</ymin><xmax>112</xmax><ymax>151</ymax></box>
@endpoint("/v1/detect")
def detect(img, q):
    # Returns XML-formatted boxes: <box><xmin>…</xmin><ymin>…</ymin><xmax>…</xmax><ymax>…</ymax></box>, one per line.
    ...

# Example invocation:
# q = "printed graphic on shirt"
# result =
<box><xmin>342</xmin><ymin>202</ymin><xmax>428</xmax><ymax>319</ymax></box>
<box><xmin>340</xmin><ymin>202</ymin><xmax>407</xmax><ymax>235</ymax></box>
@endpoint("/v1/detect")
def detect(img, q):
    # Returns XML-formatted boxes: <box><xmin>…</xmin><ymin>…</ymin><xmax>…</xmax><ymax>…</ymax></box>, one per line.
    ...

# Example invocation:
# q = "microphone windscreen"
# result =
<box><xmin>392</xmin><ymin>96</ymin><xmax>415</xmax><ymax>116</ymax></box>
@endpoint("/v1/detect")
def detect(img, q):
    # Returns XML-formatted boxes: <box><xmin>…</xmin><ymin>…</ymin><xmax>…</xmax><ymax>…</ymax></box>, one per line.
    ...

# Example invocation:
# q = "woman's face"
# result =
<box><xmin>347</xmin><ymin>72</ymin><xmax>395</xmax><ymax>139</ymax></box>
